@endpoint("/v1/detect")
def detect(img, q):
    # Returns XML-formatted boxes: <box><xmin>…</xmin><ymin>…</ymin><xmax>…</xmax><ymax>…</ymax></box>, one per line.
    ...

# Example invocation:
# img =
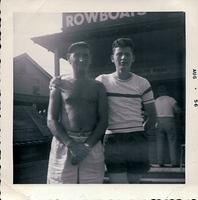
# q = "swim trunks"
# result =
<box><xmin>47</xmin><ymin>132</ymin><xmax>105</xmax><ymax>184</ymax></box>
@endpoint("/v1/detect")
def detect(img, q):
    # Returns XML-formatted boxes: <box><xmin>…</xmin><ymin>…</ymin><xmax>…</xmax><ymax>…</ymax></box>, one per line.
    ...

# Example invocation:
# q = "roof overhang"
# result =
<box><xmin>31</xmin><ymin>12</ymin><xmax>185</xmax><ymax>60</ymax></box>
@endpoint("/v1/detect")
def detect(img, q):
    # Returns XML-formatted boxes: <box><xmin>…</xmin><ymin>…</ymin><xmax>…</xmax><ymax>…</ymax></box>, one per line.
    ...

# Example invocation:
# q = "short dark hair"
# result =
<box><xmin>112</xmin><ymin>38</ymin><xmax>135</xmax><ymax>52</ymax></box>
<box><xmin>67</xmin><ymin>41</ymin><xmax>90</xmax><ymax>54</ymax></box>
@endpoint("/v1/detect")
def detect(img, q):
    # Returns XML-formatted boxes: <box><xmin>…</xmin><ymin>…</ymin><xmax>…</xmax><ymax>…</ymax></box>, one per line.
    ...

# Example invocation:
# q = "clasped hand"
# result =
<box><xmin>68</xmin><ymin>142</ymin><xmax>90</xmax><ymax>165</ymax></box>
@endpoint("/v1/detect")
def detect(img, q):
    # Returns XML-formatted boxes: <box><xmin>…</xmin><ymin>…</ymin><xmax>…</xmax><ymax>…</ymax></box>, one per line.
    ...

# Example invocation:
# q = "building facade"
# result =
<box><xmin>13</xmin><ymin>53</ymin><xmax>52</xmax><ymax>183</ymax></box>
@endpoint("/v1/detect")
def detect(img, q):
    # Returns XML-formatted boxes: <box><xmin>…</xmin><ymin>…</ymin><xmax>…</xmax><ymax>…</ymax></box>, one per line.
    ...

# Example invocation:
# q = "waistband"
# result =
<box><xmin>107</xmin><ymin>121</ymin><xmax>144</xmax><ymax>134</ymax></box>
<box><xmin>106</xmin><ymin>126</ymin><xmax>144</xmax><ymax>134</ymax></box>
<box><xmin>67</xmin><ymin>130</ymin><xmax>92</xmax><ymax>143</ymax></box>
<box><xmin>104</xmin><ymin>131</ymin><xmax>146</xmax><ymax>143</ymax></box>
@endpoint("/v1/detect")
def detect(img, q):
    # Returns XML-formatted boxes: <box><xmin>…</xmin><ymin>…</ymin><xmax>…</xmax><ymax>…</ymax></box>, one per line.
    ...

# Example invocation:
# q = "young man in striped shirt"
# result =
<box><xmin>96</xmin><ymin>38</ymin><xmax>157</xmax><ymax>183</ymax></box>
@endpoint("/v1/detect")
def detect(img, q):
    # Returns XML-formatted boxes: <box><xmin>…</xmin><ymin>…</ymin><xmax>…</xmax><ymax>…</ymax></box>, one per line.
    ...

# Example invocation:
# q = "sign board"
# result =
<box><xmin>62</xmin><ymin>12</ymin><xmax>183</xmax><ymax>33</ymax></box>
<box><xmin>62</xmin><ymin>12</ymin><xmax>147</xmax><ymax>32</ymax></box>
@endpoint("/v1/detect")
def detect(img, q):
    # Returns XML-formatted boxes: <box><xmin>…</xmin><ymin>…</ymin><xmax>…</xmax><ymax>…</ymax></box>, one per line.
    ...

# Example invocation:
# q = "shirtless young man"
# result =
<box><xmin>47</xmin><ymin>41</ymin><xmax>108</xmax><ymax>184</ymax></box>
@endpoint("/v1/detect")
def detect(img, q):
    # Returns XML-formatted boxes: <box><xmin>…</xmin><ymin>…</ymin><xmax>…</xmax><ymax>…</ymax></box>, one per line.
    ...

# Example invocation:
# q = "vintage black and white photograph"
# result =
<box><xmin>13</xmin><ymin>12</ymin><xmax>186</xmax><ymax>184</ymax></box>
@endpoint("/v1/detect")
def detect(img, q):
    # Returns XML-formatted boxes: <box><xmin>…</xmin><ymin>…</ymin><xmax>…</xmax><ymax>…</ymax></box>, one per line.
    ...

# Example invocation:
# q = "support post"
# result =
<box><xmin>54</xmin><ymin>48</ymin><xmax>60</xmax><ymax>76</ymax></box>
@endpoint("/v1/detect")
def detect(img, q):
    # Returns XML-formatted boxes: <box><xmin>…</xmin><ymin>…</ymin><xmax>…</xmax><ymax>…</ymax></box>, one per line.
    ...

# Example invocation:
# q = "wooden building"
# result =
<box><xmin>14</xmin><ymin>53</ymin><xmax>52</xmax><ymax>107</ymax></box>
<box><xmin>13</xmin><ymin>53</ymin><xmax>52</xmax><ymax>183</ymax></box>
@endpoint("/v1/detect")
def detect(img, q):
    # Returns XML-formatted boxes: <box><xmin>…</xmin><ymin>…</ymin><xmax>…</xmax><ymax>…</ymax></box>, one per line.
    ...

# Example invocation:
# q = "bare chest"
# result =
<box><xmin>60</xmin><ymin>81</ymin><xmax>98</xmax><ymax>104</ymax></box>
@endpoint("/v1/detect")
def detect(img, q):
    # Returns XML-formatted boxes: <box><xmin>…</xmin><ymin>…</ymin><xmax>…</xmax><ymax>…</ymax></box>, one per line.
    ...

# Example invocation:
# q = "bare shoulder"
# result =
<box><xmin>50</xmin><ymin>74</ymin><xmax>73</xmax><ymax>90</ymax></box>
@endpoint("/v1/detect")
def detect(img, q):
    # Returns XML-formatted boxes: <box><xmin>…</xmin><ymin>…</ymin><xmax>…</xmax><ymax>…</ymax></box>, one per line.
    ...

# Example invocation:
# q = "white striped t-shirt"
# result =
<box><xmin>96</xmin><ymin>72</ymin><xmax>154</xmax><ymax>134</ymax></box>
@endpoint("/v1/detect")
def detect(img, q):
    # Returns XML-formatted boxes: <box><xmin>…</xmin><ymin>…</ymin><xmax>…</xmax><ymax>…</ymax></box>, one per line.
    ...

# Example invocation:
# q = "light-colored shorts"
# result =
<box><xmin>47</xmin><ymin>136</ymin><xmax>105</xmax><ymax>184</ymax></box>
